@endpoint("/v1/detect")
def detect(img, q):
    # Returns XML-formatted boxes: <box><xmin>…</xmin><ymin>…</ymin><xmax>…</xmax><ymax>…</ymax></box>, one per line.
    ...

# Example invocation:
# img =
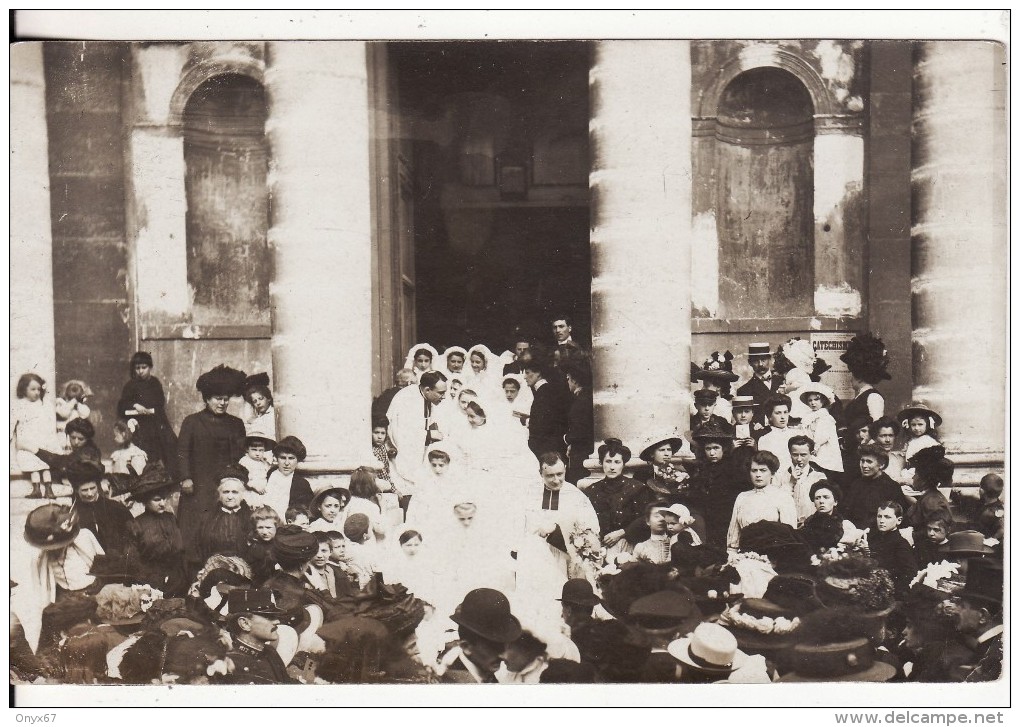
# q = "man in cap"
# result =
<box><xmin>437</xmin><ymin>588</ymin><xmax>522</xmax><ymax>683</ymax></box>
<box><xmin>223</xmin><ymin>588</ymin><xmax>296</xmax><ymax>684</ymax></box>
<box><xmin>627</xmin><ymin>588</ymin><xmax>705</xmax><ymax>682</ymax></box>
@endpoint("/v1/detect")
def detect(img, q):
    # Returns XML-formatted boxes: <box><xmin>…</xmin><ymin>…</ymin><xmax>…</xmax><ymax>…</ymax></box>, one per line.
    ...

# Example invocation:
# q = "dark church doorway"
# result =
<box><xmin>392</xmin><ymin>41</ymin><xmax>592</xmax><ymax>354</ymax></box>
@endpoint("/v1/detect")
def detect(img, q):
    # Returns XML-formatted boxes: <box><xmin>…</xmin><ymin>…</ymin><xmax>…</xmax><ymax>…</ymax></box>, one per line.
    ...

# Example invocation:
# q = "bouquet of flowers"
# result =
<box><xmin>567</xmin><ymin>526</ymin><xmax>606</xmax><ymax>581</ymax></box>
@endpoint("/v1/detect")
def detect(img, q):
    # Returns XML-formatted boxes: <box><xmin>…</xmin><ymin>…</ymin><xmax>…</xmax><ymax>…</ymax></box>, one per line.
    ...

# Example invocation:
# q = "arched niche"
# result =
<box><xmin>182</xmin><ymin>73</ymin><xmax>270</xmax><ymax>323</ymax></box>
<box><xmin>715</xmin><ymin>67</ymin><xmax>815</xmax><ymax>318</ymax></box>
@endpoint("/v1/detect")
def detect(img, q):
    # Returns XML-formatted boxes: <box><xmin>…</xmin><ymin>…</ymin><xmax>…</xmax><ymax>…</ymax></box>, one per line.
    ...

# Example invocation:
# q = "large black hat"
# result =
<box><xmin>450</xmin><ymin>588</ymin><xmax>522</xmax><ymax>644</ymax></box>
<box><xmin>694</xmin><ymin>351</ymin><xmax>739</xmax><ymax>383</ymax></box>
<box><xmin>24</xmin><ymin>504</ymin><xmax>80</xmax><ymax>550</ymax></box>
<box><xmin>692</xmin><ymin>420</ymin><xmax>735</xmax><ymax>443</ymax></box>
<box><xmin>839</xmin><ymin>332</ymin><xmax>891</xmax><ymax>383</ymax></box>
<box><xmin>196</xmin><ymin>364</ymin><xmax>247</xmax><ymax>398</ymax></box>
<box><xmin>957</xmin><ymin>558</ymin><xmax>1003</xmax><ymax>607</ymax></box>
<box><xmin>129</xmin><ymin>461</ymin><xmax>179</xmax><ymax>501</ymax></box>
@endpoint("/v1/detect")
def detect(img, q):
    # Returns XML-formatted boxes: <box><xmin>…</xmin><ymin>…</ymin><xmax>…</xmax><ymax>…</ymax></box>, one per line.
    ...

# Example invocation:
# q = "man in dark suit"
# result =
<box><xmin>523</xmin><ymin>359</ymin><xmax>569</xmax><ymax>460</ymax></box>
<box><xmin>502</xmin><ymin>338</ymin><xmax>532</xmax><ymax>376</ymax></box>
<box><xmin>562</xmin><ymin>359</ymin><xmax>594</xmax><ymax>484</ymax></box>
<box><xmin>371</xmin><ymin>368</ymin><xmax>415</xmax><ymax>422</ymax></box>
<box><xmin>736</xmin><ymin>342</ymin><xmax>783</xmax><ymax>424</ymax></box>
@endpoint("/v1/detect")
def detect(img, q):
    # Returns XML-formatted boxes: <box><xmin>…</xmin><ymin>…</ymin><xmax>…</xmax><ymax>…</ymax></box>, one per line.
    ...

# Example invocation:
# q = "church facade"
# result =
<box><xmin>10</xmin><ymin>40</ymin><xmax>1005</xmax><ymax>483</ymax></box>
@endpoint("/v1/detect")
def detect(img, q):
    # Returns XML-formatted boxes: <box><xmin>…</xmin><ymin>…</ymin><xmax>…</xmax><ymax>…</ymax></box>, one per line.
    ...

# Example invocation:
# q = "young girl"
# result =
<box><xmin>371</xmin><ymin>416</ymin><xmax>397</xmax><ymax>489</ymax></box>
<box><xmin>796</xmin><ymin>383</ymin><xmax>844</xmax><ymax>478</ymax></box>
<box><xmin>403</xmin><ymin>343</ymin><xmax>439</xmax><ymax>383</ymax></box>
<box><xmin>131</xmin><ymin>464</ymin><xmax>187</xmax><ymax>597</ymax></box>
<box><xmin>109</xmin><ymin>419</ymin><xmax>149</xmax><ymax>478</ymax></box>
<box><xmin>238</xmin><ymin>432</ymin><xmax>274</xmax><ymax>509</ymax></box>
<box><xmin>12</xmin><ymin>373</ymin><xmax>57</xmax><ymax>498</ymax></box>
<box><xmin>242</xmin><ymin>374</ymin><xmax>276</xmax><ymax>441</ymax></box>
<box><xmin>442</xmin><ymin>346</ymin><xmax>468</xmax><ymax>379</ymax></box>
<box><xmin>116</xmin><ymin>352</ymin><xmax>179</xmax><ymax>479</ymax></box>
<box><xmin>343</xmin><ymin>467</ymin><xmax>387</xmax><ymax>542</ymax></box>
<box><xmin>55</xmin><ymin>379</ymin><xmax>92</xmax><ymax>450</ymax></box>
<box><xmin>896</xmin><ymin>403</ymin><xmax>943</xmax><ymax>462</ymax></box>
<box><xmin>308</xmin><ymin>486</ymin><xmax>351</xmax><ymax>533</ymax></box>
<box><xmin>245</xmin><ymin>505</ymin><xmax>281</xmax><ymax>584</ymax></box>
<box><xmin>903</xmin><ymin>443</ymin><xmax>954</xmax><ymax>548</ymax></box>
<box><xmin>264</xmin><ymin>436</ymin><xmax>314</xmax><ymax>523</ymax></box>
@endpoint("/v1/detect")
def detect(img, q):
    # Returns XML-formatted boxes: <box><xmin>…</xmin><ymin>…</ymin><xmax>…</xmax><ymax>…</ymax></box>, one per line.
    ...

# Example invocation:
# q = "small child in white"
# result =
<box><xmin>109</xmin><ymin>419</ymin><xmax>149</xmax><ymax>477</ymax></box>
<box><xmin>238</xmin><ymin>433</ymin><xmax>274</xmax><ymax>508</ymax></box>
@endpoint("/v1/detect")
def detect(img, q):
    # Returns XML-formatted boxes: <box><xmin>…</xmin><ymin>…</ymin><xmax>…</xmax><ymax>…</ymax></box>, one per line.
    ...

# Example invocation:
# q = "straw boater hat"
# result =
<box><xmin>668</xmin><ymin>622</ymin><xmax>748</xmax><ymax>677</ymax></box>
<box><xmin>24</xmin><ymin>504</ymin><xmax>80</xmax><ymax>550</ymax></box>
<box><xmin>244</xmin><ymin>430</ymin><xmax>277</xmax><ymax>450</ymax></box>
<box><xmin>730</xmin><ymin>395</ymin><xmax>757</xmax><ymax>410</ymax></box>
<box><xmin>639</xmin><ymin>435</ymin><xmax>685</xmax><ymax>462</ymax></box>
<box><xmin>747</xmin><ymin>342</ymin><xmax>772</xmax><ymax>359</ymax></box>
<box><xmin>896</xmin><ymin>403</ymin><xmax>942</xmax><ymax>430</ymax></box>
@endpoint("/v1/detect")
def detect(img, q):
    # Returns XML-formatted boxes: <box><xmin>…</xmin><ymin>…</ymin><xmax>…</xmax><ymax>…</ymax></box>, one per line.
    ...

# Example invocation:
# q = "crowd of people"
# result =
<box><xmin>9</xmin><ymin>319</ymin><xmax>1005</xmax><ymax>685</ymax></box>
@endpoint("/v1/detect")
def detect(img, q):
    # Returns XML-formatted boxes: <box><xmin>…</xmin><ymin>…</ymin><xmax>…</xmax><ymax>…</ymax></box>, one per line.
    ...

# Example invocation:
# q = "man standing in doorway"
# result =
<box><xmin>523</xmin><ymin>360</ymin><xmax>569</xmax><ymax>461</ymax></box>
<box><xmin>552</xmin><ymin>316</ymin><xmax>575</xmax><ymax>349</ymax></box>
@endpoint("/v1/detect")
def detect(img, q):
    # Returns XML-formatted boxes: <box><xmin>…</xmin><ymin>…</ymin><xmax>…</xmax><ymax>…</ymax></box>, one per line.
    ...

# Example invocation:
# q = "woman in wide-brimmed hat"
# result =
<box><xmin>177</xmin><ymin>365</ymin><xmax>248</xmax><ymax>566</ymax></box>
<box><xmin>635</xmin><ymin>434</ymin><xmax>690</xmax><ymax>502</ymax></box>
<box><xmin>902</xmin><ymin>443</ymin><xmax>954</xmax><ymax>548</ymax></box>
<box><xmin>131</xmin><ymin>462</ymin><xmax>187</xmax><ymax>597</ymax></box>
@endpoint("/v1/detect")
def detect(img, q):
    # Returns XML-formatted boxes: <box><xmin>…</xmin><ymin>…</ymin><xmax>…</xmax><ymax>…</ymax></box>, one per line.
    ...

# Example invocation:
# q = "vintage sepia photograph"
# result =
<box><xmin>7</xmin><ymin>10</ymin><xmax>1008</xmax><ymax>712</ymax></box>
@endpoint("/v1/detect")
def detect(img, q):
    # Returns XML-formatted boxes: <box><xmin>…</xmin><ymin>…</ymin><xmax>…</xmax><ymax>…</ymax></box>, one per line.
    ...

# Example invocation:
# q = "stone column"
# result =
<box><xmin>10</xmin><ymin>43</ymin><xmax>56</xmax><ymax>392</ymax></box>
<box><xmin>589</xmin><ymin>41</ymin><xmax>693</xmax><ymax>461</ymax></box>
<box><xmin>264</xmin><ymin>42</ymin><xmax>376</xmax><ymax>477</ymax></box>
<box><xmin>911</xmin><ymin>42</ymin><xmax>1006</xmax><ymax>472</ymax></box>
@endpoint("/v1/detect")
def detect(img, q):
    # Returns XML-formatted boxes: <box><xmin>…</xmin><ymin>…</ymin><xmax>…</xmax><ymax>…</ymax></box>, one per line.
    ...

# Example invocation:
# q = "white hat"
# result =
<box><xmin>668</xmin><ymin>623</ymin><xmax>748</xmax><ymax>675</ymax></box>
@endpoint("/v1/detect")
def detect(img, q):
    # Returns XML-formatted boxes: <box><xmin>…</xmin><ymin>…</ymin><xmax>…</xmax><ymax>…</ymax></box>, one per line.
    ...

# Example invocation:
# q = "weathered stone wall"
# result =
<box><xmin>44</xmin><ymin>42</ymin><xmax>132</xmax><ymax>452</ymax></box>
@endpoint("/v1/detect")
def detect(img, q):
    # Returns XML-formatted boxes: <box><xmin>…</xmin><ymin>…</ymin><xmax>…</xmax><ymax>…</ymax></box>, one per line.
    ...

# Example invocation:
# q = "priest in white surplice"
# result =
<box><xmin>515</xmin><ymin>452</ymin><xmax>600</xmax><ymax>607</ymax></box>
<box><xmin>386</xmin><ymin>370</ymin><xmax>448</xmax><ymax>497</ymax></box>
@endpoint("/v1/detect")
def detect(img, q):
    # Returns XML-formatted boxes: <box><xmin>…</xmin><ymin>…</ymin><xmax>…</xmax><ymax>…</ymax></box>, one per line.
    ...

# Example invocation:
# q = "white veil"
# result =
<box><xmin>403</xmin><ymin>343</ymin><xmax>440</xmax><ymax>382</ymax></box>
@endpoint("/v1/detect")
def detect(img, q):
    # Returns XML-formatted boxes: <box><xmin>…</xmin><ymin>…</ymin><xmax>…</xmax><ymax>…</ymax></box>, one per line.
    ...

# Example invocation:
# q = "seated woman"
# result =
<box><xmin>798</xmin><ymin>481</ymin><xmax>863</xmax><ymax>553</ymax></box>
<box><xmin>583</xmin><ymin>439</ymin><xmax>652</xmax><ymax>557</ymax></box>
<box><xmin>726</xmin><ymin>451</ymin><xmax>797</xmax><ymax>553</ymax></box>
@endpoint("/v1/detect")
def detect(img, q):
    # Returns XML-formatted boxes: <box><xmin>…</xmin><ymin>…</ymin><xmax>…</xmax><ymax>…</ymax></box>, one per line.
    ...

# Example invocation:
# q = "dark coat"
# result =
<box><xmin>527</xmin><ymin>380</ymin><xmax>570</xmax><ymax>459</ymax></box>
<box><xmin>371</xmin><ymin>386</ymin><xmax>403</xmax><ymax>423</ymax></box>
<box><xmin>226</xmin><ymin>640</ymin><xmax>295</xmax><ymax>684</ymax></box>
<box><xmin>135</xmin><ymin>510</ymin><xmax>188</xmax><ymax>597</ymax></box>
<box><xmin>177</xmin><ymin>409</ymin><xmax>247</xmax><ymax>561</ymax></box>
<box><xmin>75</xmin><ymin>496</ymin><xmax>138</xmax><ymax>563</ymax></box>
<box><xmin>688</xmin><ymin>459</ymin><xmax>748</xmax><ymax>549</ymax></box>
<box><xmin>35</xmin><ymin>441</ymin><xmax>103</xmax><ymax>481</ymax></box>
<box><xmin>841</xmin><ymin>473</ymin><xmax>909</xmax><ymax>530</ymax></box>
<box><xmin>195</xmin><ymin>503</ymin><xmax>253</xmax><ymax>568</ymax></box>
<box><xmin>584</xmin><ymin>475</ymin><xmax>653</xmax><ymax>537</ymax></box>
<box><xmin>565</xmin><ymin>387</ymin><xmax>595</xmax><ymax>459</ymax></box>
<box><xmin>866</xmin><ymin>527</ymin><xmax>917</xmax><ymax>598</ymax></box>
<box><xmin>117</xmin><ymin>376</ymin><xmax>180</xmax><ymax>479</ymax></box>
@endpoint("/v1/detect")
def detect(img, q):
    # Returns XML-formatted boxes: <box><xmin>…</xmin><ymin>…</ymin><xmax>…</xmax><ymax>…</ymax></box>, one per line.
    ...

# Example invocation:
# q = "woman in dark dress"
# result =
<box><xmin>583</xmin><ymin>438</ymin><xmax>652</xmax><ymax>557</ymax></box>
<box><xmin>117</xmin><ymin>352</ymin><xmax>180</xmax><ymax>479</ymax></box>
<box><xmin>177</xmin><ymin>365</ymin><xmax>247</xmax><ymax>568</ymax></box>
<box><xmin>838</xmin><ymin>332</ymin><xmax>891</xmax><ymax>434</ymax></box>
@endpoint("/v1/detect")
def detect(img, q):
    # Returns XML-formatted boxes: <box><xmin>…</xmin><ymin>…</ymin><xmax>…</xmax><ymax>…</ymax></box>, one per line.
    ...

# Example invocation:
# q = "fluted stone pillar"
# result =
<box><xmin>911</xmin><ymin>42</ymin><xmax>1006</xmax><ymax>471</ymax></box>
<box><xmin>264</xmin><ymin>42</ymin><xmax>375</xmax><ymax>477</ymax></box>
<box><xmin>589</xmin><ymin>41</ymin><xmax>692</xmax><ymax>461</ymax></box>
<box><xmin>10</xmin><ymin>43</ymin><xmax>56</xmax><ymax>395</ymax></box>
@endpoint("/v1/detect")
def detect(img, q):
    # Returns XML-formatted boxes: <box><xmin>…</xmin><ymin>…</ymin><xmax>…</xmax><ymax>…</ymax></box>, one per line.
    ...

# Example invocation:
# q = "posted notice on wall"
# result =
<box><xmin>811</xmin><ymin>331</ymin><xmax>857</xmax><ymax>402</ymax></box>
